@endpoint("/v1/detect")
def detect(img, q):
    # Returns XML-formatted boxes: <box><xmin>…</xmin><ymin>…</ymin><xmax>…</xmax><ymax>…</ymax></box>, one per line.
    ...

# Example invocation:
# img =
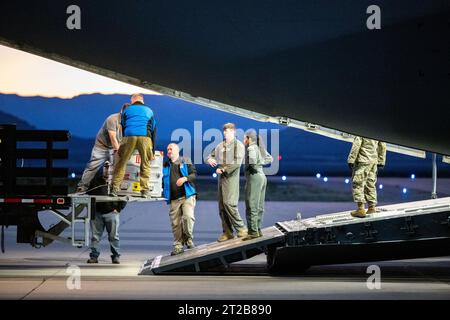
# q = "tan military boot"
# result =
<box><xmin>171</xmin><ymin>245</ymin><xmax>184</xmax><ymax>256</ymax></box>
<box><xmin>242</xmin><ymin>232</ymin><xmax>261</xmax><ymax>241</ymax></box>
<box><xmin>186</xmin><ymin>239</ymin><xmax>195</xmax><ymax>249</ymax></box>
<box><xmin>351</xmin><ymin>202</ymin><xmax>366</xmax><ymax>218</ymax></box>
<box><xmin>217</xmin><ymin>232</ymin><xmax>234</xmax><ymax>242</ymax></box>
<box><xmin>237</xmin><ymin>228</ymin><xmax>248</xmax><ymax>238</ymax></box>
<box><xmin>366</xmin><ymin>205</ymin><xmax>377</xmax><ymax>215</ymax></box>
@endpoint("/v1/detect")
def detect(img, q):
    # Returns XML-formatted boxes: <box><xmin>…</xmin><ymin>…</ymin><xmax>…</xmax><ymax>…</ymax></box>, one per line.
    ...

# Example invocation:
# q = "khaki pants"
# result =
<box><xmin>169</xmin><ymin>196</ymin><xmax>196</xmax><ymax>248</ymax></box>
<box><xmin>112</xmin><ymin>136</ymin><xmax>153</xmax><ymax>192</ymax></box>
<box><xmin>352</xmin><ymin>163</ymin><xmax>378</xmax><ymax>205</ymax></box>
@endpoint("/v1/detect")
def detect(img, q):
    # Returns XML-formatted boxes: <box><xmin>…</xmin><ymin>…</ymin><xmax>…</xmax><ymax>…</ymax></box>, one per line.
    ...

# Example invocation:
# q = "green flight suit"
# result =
<box><xmin>348</xmin><ymin>137</ymin><xmax>387</xmax><ymax>206</ymax></box>
<box><xmin>244</xmin><ymin>142</ymin><xmax>273</xmax><ymax>236</ymax></box>
<box><xmin>208</xmin><ymin>138</ymin><xmax>246</xmax><ymax>235</ymax></box>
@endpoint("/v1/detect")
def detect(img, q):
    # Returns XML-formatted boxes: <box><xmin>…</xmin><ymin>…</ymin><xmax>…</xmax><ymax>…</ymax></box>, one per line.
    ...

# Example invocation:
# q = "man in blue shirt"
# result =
<box><xmin>111</xmin><ymin>93</ymin><xmax>157</xmax><ymax>197</ymax></box>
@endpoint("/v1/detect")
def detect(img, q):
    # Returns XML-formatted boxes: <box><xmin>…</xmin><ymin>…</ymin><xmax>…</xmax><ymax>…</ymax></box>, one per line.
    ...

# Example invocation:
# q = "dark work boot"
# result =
<box><xmin>87</xmin><ymin>257</ymin><xmax>98</xmax><ymax>264</ymax></box>
<box><xmin>111</xmin><ymin>255</ymin><xmax>120</xmax><ymax>264</ymax></box>
<box><xmin>76</xmin><ymin>187</ymin><xmax>87</xmax><ymax>195</ymax></box>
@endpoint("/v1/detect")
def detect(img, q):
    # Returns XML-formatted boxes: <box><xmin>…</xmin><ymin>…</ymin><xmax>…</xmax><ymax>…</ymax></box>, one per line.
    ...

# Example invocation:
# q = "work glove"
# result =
<box><xmin>348</xmin><ymin>163</ymin><xmax>354</xmax><ymax>170</ymax></box>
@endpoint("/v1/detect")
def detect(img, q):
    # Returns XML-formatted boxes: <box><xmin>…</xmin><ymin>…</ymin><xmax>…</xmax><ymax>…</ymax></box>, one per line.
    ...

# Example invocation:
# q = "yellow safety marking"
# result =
<box><xmin>132</xmin><ymin>182</ymin><xmax>141</xmax><ymax>191</ymax></box>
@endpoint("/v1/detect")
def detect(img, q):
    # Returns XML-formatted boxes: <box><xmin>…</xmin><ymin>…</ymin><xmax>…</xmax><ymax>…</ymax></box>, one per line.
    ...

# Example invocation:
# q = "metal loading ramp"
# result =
<box><xmin>268</xmin><ymin>197</ymin><xmax>450</xmax><ymax>272</ymax></box>
<box><xmin>138</xmin><ymin>226</ymin><xmax>286</xmax><ymax>275</ymax></box>
<box><xmin>277</xmin><ymin>196</ymin><xmax>450</xmax><ymax>233</ymax></box>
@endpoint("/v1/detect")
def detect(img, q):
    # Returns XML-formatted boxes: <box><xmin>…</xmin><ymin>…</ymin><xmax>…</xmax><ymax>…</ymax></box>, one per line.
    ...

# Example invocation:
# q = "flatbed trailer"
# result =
<box><xmin>0</xmin><ymin>124</ymin><xmax>165</xmax><ymax>250</ymax></box>
<box><xmin>0</xmin><ymin>124</ymin><xmax>73</xmax><ymax>249</ymax></box>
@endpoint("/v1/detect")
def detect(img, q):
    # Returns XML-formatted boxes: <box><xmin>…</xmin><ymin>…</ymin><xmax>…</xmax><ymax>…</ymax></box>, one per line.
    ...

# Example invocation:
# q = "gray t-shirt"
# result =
<box><xmin>95</xmin><ymin>113</ymin><xmax>122</xmax><ymax>149</ymax></box>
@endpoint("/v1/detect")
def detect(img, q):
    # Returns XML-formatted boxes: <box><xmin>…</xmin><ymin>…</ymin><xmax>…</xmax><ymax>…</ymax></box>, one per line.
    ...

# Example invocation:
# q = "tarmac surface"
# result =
<box><xmin>1</xmin><ymin>177</ymin><xmax>450</xmax><ymax>300</ymax></box>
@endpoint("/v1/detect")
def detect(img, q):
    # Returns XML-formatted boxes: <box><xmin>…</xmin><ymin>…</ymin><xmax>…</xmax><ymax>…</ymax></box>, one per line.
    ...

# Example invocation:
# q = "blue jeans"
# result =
<box><xmin>89</xmin><ymin>211</ymin><xmax>120</xmax><ymax>258</ymax></box>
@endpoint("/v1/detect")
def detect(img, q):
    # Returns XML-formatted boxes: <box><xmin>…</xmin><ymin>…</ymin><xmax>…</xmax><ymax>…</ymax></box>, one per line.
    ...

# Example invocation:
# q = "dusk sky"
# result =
<box><xmin>0</xmin><ymin>45</ymin><xmax>159</xmax><ymax>98</ymax></box>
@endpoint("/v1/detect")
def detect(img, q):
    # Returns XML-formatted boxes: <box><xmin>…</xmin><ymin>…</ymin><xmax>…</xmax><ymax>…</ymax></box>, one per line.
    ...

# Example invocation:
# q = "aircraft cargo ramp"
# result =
<box><xmin>139</xmin><ymin>226</ymin><xmax>286</xmax><ymax>275</ymax></box>
<box><xmin>270</xmin><ymin>197</ymin><xmax>450</xmax><ymax>273</ymax></box>
<box><xmin>139</xmin><ymin>197</ymin><xmax>450</xmax><ymax>275</ymax></box>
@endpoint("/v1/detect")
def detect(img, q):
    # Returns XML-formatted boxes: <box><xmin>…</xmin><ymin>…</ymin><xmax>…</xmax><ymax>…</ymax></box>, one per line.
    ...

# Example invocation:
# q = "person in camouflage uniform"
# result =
<box><xmin>348</xmin><ymin>136</ymin><xmax>387</xmax><ymax>218</ymax></box>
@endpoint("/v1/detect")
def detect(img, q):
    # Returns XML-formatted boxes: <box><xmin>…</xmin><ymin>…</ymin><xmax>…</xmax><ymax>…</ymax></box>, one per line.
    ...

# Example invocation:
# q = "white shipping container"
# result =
<box><xmin>103</xmin><ymin>149</ymin><xmax>164</xmax><ymax>197</ymax></box>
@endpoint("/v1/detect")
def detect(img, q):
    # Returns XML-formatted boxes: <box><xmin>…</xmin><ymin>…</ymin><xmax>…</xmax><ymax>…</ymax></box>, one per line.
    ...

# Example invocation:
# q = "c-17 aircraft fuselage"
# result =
<box><xmin>0</xmin><ymin>0</ymin><xmax>449</xmax><ymax>156</ymax></box>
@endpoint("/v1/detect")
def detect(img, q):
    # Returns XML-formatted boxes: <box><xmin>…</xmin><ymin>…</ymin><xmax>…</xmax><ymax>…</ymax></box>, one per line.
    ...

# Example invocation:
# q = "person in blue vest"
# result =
<box><xmin>163</xmin><ymin>143</ymin><xmax>198</xmax><ymax>255</ymax></box>
<box><xmin>111</xmin><ymin>93</ymin><xmax>157</xmax><ymax>197</ymax></box>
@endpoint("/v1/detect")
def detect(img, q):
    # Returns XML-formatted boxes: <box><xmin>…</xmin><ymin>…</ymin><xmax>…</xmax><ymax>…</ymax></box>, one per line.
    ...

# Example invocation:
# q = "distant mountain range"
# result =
<box><xmin>0</xmin><ymin>93</ymin><xmax>282</xmax><ymax>139</ymax></box>
<box><xmin>0</xmin><ymin>93</ymin><xmax>447</xmax><ymax>176</ymax></box>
